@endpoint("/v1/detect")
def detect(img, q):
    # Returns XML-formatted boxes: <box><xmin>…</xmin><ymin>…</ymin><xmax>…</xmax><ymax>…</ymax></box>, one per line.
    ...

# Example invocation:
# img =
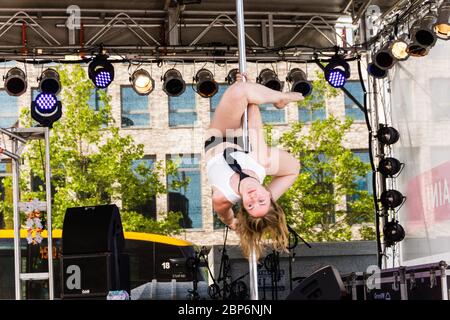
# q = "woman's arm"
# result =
<box><xmin>212</xmin><ymin>190</ymin><xmax>238</xmax><ymax>229</ymax></box>
<box><xmin>265</xmin><ymin>147</ymin><xmax>300</xmax><ymax>200</ymax></box>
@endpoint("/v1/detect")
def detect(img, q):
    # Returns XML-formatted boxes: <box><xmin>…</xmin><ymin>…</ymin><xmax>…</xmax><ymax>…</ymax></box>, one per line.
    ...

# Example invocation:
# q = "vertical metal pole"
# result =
<box><xmin>12</xmin><ymin>139</ymin><xmax>21</xmax><ymax>300</ymax></box>
<box><xmin>236</xmin><ymin>0</ymin><xmax>259</xmax><ymax>300</ymax></box>
<box><xmin>44</xmin><ymin>127</ymin><xmax>54</xmax><ymax>300</ymax></box>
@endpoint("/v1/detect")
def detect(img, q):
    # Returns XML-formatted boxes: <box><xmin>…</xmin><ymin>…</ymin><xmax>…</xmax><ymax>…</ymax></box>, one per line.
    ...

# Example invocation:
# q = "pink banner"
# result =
<box><xmin>405</xmin><ymin>160</ymin><xmax>450</xmax><ymax>232</ymax></box>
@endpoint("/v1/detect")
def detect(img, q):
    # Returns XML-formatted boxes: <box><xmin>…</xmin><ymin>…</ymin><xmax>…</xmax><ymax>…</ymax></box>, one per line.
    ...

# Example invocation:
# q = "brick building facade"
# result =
<box><xmin>0</xmin><ymin>60</ymin><xmax>370</xmax><ymax>246</ymax></box>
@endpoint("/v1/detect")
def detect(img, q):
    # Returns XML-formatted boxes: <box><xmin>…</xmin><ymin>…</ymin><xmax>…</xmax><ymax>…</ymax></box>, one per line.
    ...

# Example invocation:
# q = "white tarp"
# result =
<box><xmin>391</xmin><ymin>40</ymin><xmax>450</xmax><ymax>265</ymax></box>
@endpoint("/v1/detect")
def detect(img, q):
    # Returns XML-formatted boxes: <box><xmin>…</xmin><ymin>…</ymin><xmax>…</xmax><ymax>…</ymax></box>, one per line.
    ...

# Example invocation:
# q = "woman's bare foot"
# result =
<box><xmin>274</xmin><ymin>92</ymin><xmax>304</xmax><ymax>109</ymax></box>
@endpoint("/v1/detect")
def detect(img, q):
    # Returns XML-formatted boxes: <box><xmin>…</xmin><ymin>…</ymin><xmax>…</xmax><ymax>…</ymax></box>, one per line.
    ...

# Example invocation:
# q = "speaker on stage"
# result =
<box><xmin>62</xmin><ymin>204</ymin><xmax>125</xmax><ymax>255</ymax></box>
<box><xmin>61</xmin><ymin>204</ymin><xmax>129</xmax><ymax>299</ymax></box>
<box><xmin>61</xmin><ymin>252</ymin><xmax>130</xmax><ymax>299</ymax></box>
<box><xmin>286</xmin><ymin>265</ymin><xmax>347</xmax><ymax>300</ymax></box>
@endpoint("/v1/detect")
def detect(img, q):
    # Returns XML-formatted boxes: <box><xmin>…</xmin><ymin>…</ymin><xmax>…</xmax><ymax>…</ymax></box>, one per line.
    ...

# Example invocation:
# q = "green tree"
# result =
<box><xmin>266</xmin><ymin>75</ymin><xmax>375</xmax><ymax>242</ymax></box>
<box><xmin>0</xmin><ymin>65</ymin><xmax>187</xmax><ymax>235</ymax></box>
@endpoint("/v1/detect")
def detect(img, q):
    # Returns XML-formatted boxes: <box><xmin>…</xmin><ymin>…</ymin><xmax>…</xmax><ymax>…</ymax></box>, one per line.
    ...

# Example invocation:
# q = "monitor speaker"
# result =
<box><xmin>62</xmin><ymin>204</ymin><xmax>125</xmax><ymax>255</ymax></box>
<box><xmin>286</xmin><ymin>265</ymin><xmax>347</xmax><ymax>300</ymax></box>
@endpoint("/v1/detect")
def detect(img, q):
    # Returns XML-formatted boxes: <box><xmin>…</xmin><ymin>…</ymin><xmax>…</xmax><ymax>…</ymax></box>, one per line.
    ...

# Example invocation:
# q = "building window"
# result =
<box><xmin>210</xmin><ymin>83</ymin><xmax>228</xmax><ymax>119</ymax></box>
<box><xmin>298</xmin><ymin>91</ymin><xmax>326</xmax><ymax>123</ymax></box>
<box><xmin>344</xmin><ymin>80</ymin><xmax>365</xmax><ymax>121</ymax></box>
<box><xmin>0</xmin><ymin>160</ymin><xmax>12</xmax><ymax>228</ymax></box>
<box><xmin>260</xmin><ymin>104</ymin><xmax>286</xmax><ymax>124</ymax></box>
<box><xmin>0</xmin><ymin>90</ymin><xmax>19</xmax><ymax>128</ymax></box>
<box><xmin>167</xmin><ymin>154</ymin><xmax>202</xmax><ymax>229</ymax></box>
<box><xmin>128</xmin><ymin>155</ymin><xmax>157</xmax><ymax>219</ymax></box>
<box><xmin>347</xmin><ymin>150</ymin><xmax>373</xmax><ymax>212</ymax></box>
<box><xmin>169</xmin><ymin>85</ymin><xmax>197</xmax><ymax>127</ymax></box>
<box><xmin>352</xmin><ymin>150</ymin><xmax>373</xmax><ymax>194</ymax></box>
<box><xmin>88</xmin><ymin>88</ymin><xmax>103</xmax><ymax>111</ymax></box>
<box><xmin>431</xmin><ymin>78</ymin><xmax>450</xmax><ymax>121</ymax></box>
<box><xmin>121</xmin><ymin>86</ymin><xmax>150</xmax><ymax>128</ymax></box>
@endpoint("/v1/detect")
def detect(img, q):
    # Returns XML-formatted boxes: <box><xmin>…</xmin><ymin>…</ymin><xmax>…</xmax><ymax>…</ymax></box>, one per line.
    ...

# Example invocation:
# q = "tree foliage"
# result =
<box><xmin>266</xmin><ymin>73</ymin><xmax>375</xmax><ymax>241</ymax></box>
<box><xmin>0</xmin><ymin>65</ymin><xmax>187</xmax><ymax>235</ymax></box>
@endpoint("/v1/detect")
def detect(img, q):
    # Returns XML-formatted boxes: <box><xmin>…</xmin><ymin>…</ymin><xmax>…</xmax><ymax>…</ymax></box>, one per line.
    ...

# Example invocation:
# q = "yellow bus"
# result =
<box><xmin>0</xmin><ymin>229</ymin><xmax>202</xmax><ymax>299</ymax></box>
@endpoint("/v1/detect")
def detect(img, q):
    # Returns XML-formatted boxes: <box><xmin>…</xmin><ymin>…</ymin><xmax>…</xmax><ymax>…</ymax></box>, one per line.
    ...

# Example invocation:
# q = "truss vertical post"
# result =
<box><xmin>236</xmin><ymin>0</ymin><xmax>259</xmax><ymax>301</ymax></box>
<box><xmin>44</xmin><ymin>127</ymin><xmax>54</xmax><ymax>300</ymax></box>
<box><xmin>12</xmin><ymin>138</ymin><xmax>21</xmax><ymax>300</ymax></box>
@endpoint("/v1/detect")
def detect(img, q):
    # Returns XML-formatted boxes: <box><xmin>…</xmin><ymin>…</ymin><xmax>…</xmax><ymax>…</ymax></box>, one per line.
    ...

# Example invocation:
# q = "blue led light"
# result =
<box><xmin>95</xmin><ymin>70</ymin><xmax>112</xmax><ymax>88</ymax></box>
<box><xmin>326</xmin><ymin>69</ymin><xmax>346</xmax><ymax>88</ymax></box>
<box><xmin>35</xmin><ymin>93</ymin><xmax>57</xmax><ymax>113</ymax></box>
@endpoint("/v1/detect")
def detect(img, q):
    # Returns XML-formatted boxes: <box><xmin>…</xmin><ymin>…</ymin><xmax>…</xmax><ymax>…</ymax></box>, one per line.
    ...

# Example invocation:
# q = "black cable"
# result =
<box><xmin>357</xmin><ymin>56</ymin><xmax>382</xmax><ymax>268</ymax></box>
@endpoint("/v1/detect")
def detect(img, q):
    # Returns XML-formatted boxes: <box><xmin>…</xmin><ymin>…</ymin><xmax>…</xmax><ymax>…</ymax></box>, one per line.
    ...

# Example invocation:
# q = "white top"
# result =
<box><xmin>206</xmin><ymin>151</ymin><xmax>266</xmax><ymax>204</ymax></box>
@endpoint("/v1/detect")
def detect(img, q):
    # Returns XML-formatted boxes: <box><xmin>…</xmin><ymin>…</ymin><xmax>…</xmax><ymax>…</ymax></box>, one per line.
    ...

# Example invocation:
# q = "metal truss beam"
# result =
<box><xmin>0</xmin><ymin>8</ymin><xmax>354</xmax><ymax>60</ymax></box>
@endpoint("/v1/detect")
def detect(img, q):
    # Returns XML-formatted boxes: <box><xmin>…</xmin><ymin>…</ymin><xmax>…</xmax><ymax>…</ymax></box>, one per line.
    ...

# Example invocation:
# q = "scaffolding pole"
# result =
<box><xmin>3</xmin><ymin>127</ymin><xmax>54</xmax><ymax>300</ymax></box>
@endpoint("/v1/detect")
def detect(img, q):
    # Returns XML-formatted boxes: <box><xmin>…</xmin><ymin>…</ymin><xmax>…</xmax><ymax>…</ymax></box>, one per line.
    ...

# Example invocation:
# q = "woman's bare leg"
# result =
<box><xmin>209</xmin><ymin>82</ymin><xmax>303</xmax><ymax>135</ymax></box>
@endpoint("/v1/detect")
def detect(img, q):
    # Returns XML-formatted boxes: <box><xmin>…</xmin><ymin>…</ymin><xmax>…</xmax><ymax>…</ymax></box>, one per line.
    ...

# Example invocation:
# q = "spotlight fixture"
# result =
<box><xmin>4</xmin><ymin>67</ymin><xmax>27</xmax><ymax>96</ymax></box>
<box><xmin>225</xmin><ymin>68</ymin><xmax>239</xmax><ymax>85</ymax></box>
<box><xmin>256</xmin><ymin>68</ymin><xmax>283</xmax><ymax>91</ymax></box>
<box><xmin>194</xmin><ymin>68</ymin><xmax>218</xmax><ymax>98</ymax></box>
<box><xmin>383</xmin><ymin>219</ymin><xmax>405</xmax><ymax>246</ymax></box>
<box><xmin>407</xmin><ymin>13</ymin><xmax>438</xmax><ymax>56</ymax></box>
<box><xmin>377</xmin><ymin>126</ymin><xmax>400</xmax><ymax>145</ymax></box>
<box><xmin>367</xmin><ymin>63</ymin><xmax>388</xmax><ymax>79</ymax></box>
<box><xmin>286</xmin><ymin>68</ymin><xmax>312</xmax><ymax>96</ymax></box>
<box><xmin>434</xmin><ymin>0</ymin><xmax>450</xmax><ymax>40</ymax></box>
<box><xmin>380</xmin><ymin>189</ymin><xmax>404</xmax><ymax>209</ymax></box>
<box><xmin>38</xmin><ymin>68</ymin><xmax>61</xmax><ymax>95</ymax></box>
<box><xmin>88</xmin><ymin>55</ymin><xmax>115</xmax><ymax>89</ymax></box>
<box><xmin>162</xmin><ymin>69</ymin><xmax>186</xmax><ymax>97</ymax></box>
<box><xmin>324</xmin><ymin>54</ymin><xmax>350</xmax><ymax>88</ymax></box>
<box><xmin>414</xmin><ymin>13</ymin><xmax>438</xmax><ymax>47</ymax></box>
<box><xmin>378</xmin><ymin>157</ymin><xmax>402</xmax><ymax>177</ymax></box>
<box><xmin>31</xmin><ymin>92</ymin><xmax>62</xmax><ymax>128</ymax></box>
<box><xmin>130</xmin><ymin>69</ymin><xmax>154</xmax><ymax>95</ymax></box>
<box><xmin>373</xmin><ymin>44</ymin><xmax>397</xmax><ymax>70</ymax></box>
<box><xmin>389</xmin><ymin>36</ymin><xmax>410</xmax><ymax>61</ymax></box>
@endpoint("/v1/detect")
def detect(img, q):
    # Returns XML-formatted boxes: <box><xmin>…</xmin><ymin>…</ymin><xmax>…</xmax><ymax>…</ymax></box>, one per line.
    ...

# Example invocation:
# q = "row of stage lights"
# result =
<box><xmin>376</xmin><ymin>125</ymin><xmax>406</xmax><ymax>247</ymax></box>
<box><xmin>368</xmin><ymin>0</ymin><xmax>450</xmax><ymax>78</ymax></box>
<box><xmin>2</xmin><ymin>46</ymin><xmax>360</xmax><ymax>127</ymax></box>
<box><xmin>4</xmin><ymin>55</ymin><xmax>353</xmax><ymax>100</ymax></box>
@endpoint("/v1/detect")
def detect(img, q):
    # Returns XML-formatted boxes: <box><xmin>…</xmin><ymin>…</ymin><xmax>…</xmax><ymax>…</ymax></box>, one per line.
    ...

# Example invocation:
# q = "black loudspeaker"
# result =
<box><xmin>61</xmin><ymin>253</ymin><xmax>130</xmax><ymax>299</ymax></box>
<box><xmin>62</xmin><ymin>204</ymin><xmax>125</xmax><ymax>255</ymax></box>
<box><xmin>286</xmin><ymin>265</ymin><xmax>347</xmax><ymax>300</ymax></box>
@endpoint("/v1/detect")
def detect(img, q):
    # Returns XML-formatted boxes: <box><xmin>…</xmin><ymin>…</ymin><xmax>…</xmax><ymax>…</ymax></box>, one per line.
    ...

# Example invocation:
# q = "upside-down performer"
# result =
<box><xmin>205</xmin><ymin>73</ymin><xmax>303</xmax><ymax>259</ymax></box>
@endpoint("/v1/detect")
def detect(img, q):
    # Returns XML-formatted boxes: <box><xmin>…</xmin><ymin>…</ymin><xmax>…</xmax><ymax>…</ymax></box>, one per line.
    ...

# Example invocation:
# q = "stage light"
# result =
<box><xmin>38</xmin><ymin>68</ymin><xmax>61</xmax><ymax>95</ymax></box>
<box><xmin>162</xmin><ymin>69</ymin><xmax>186</xmax><ymax>97</ymax></box>
<box><xmin>225</xmin><ymin>68</ymin><xmax>239</xmax><ymax>85</ymax></box>
<box><xmin>31</xmin><ymin>92</ymin><xmax>62</xmax><ymax>128</ymax></box>
<box><xmin>377</xmin><ymin>126</ymin><xmax>400</xmax><ymax>145</ymax></box>
<box><xmin>378</xmin><ymin>157</ymin><xmax>402</xmax><ymax>177</ymax></box>
<box><xmin>415</xmin><ymin>13</ymin><xmax>438</xmax><ymax>47</ymax></box>
<box><xmin>367</xmin><ymin>63</ymin><xmax>388</xmax><ymax>79</ymax></box>
<box><xmin>286</xmin><ymin>68</ymin><xmax>312</xmax><ymax>96</ymax></box>
<box><xmin>256</xmin><ymin>68</ymin><xmax>283</xmax><ymax>91</ymax></box>
<box><xmin>88</xmin><ymin>55</ymin><xmax>115</xmax><ymax>89</ymax></box>
<box><xmin>389</xmin><ymin>37</ymin><xmax>410</xmax><ymax>61</ymax></box>
<box><xmin>4</xmin><ymin>67</ymin><xmax>27</xmax><ymax>96</ymax></box>
<box><xmin>373</xmin><ymin>44</ymin><xmax>397</xmax><ymax>70</ymax></box>
<box><xmin>130</xmin><ymin>69</ymin><xmax>154</xmax><ymax>95</ymax></box>
<box><xmin>380</xmin><ymin>189</ymin><xmax>404</xmax><ymax>209</ymax></box>
<box><xmin>407</xmin><ymin>13</ymin><xmax>438</xmax><ymax>56</ymax></box>
<box><xmin>434</xmin><ymin>0</ymin><xmax>450</xmax><ymax>40</ymax></box>
<box><xmin>324</xmin><ymin>54</ymin><xmax>350</xmax><ymax>88</ymax></box>
<box><xmin>383</xmin><ymin>219</ymin><xmax>405</xmax><ymax>246</ymax></box>
<box><xmin>194</xmin><ymin>68</ymin><xmax>218</xmax><ymax>98</ymax></box>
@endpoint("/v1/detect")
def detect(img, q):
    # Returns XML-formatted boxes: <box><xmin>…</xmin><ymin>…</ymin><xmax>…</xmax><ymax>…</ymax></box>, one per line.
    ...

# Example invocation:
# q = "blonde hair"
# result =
<box><xmin>236</xmin><ymin>198</ymin><xmax>289</xmax><ymax>261</ymax></box>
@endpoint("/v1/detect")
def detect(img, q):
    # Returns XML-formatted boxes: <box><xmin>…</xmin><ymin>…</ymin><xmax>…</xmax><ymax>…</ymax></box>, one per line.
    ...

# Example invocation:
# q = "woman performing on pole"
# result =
<box><xmin>205</xmin><ymin>73</ymin><xmax>303</xmax><ymax>260</ymax></box>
